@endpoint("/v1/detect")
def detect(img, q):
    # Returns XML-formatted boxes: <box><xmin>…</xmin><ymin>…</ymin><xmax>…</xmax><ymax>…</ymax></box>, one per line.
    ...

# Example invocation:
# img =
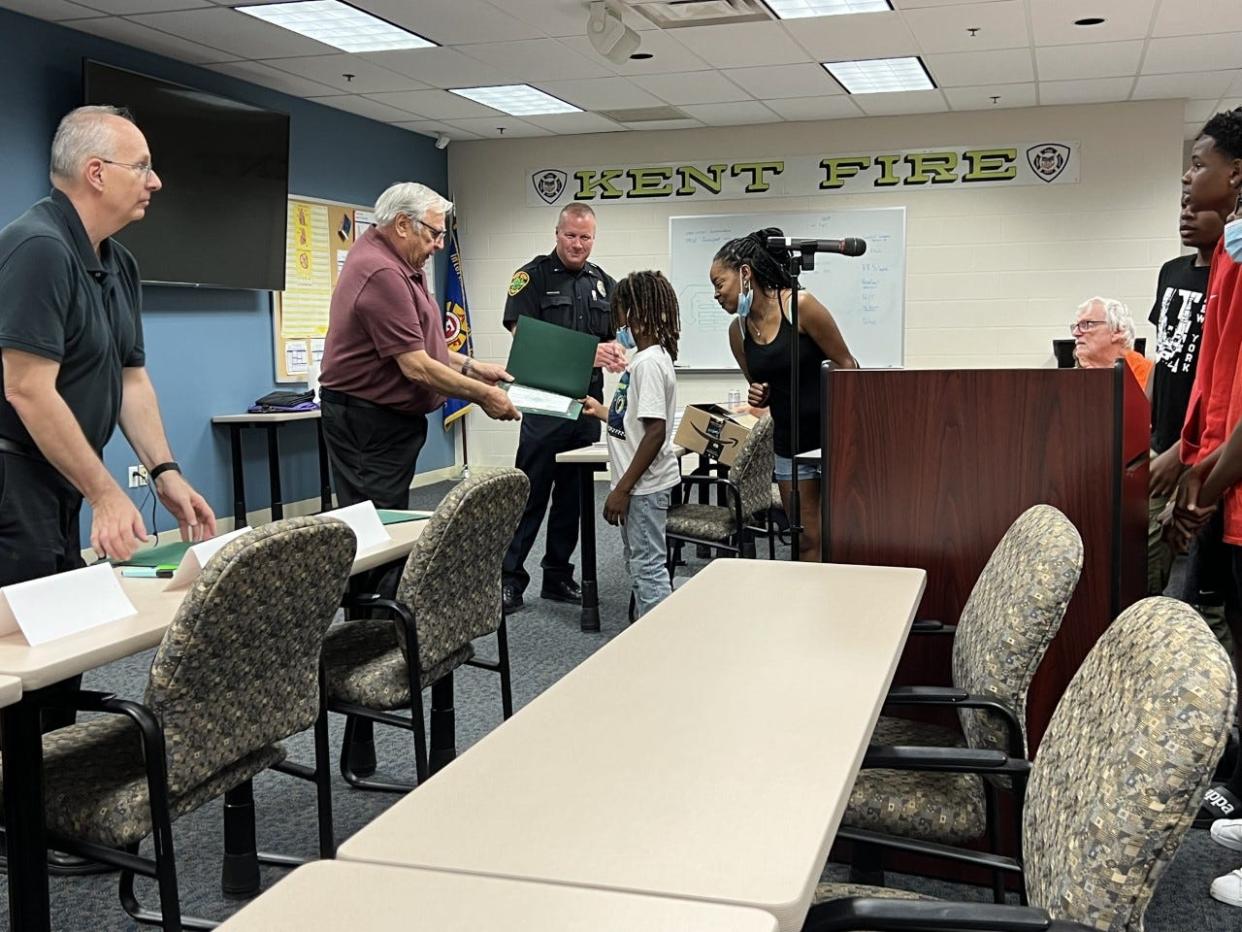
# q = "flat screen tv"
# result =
<box><xmin>83</xmin><ymin>60</ymin><xmax>290</xmax><ymax>291</ymax></box>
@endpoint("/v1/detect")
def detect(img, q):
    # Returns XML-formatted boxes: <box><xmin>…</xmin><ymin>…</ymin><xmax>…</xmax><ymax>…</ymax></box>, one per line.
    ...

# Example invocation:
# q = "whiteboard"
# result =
<box><xmin>668</xmin><ymin>208</ymin><xmax>906</xmax><ymax>370</ymax></box>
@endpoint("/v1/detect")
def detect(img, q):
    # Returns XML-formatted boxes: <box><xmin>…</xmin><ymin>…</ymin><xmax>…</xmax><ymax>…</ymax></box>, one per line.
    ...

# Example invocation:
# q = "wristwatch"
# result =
<box><xmin>149</xmin><ymin>461</ymin><xmax>182</xmax><ymax>482</ymax></box>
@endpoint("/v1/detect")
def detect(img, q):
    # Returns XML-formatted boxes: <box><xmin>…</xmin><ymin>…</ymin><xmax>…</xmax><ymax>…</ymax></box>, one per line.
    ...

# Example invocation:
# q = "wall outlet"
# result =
<box><xmin>128</xmin><ymin>465</ymin><xmax>148</xmax><ymax>489</ymax></box>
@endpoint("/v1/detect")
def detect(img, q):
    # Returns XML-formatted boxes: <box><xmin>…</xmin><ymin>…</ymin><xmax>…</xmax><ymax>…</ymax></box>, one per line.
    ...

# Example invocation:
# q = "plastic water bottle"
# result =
<box><xmin>727</xmin><ymin>389</ymin><xmax>742</xmax><ymax>409</ymax></box>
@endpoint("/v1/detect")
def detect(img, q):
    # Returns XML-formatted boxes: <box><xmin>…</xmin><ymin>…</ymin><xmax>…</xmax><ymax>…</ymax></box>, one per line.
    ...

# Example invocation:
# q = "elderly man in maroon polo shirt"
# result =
<box><xmin>319</xmin><ymin>182</ymin><xmax>518</xmax><ymax>510</ymax></box>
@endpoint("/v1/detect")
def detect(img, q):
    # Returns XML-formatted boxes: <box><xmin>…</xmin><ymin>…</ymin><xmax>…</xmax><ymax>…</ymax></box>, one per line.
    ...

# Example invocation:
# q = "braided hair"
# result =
<box><xmin>1201</xmin><ymin>107</ymin><xmax>1242</xmax><ymax>161</ymax></box>
<box><xmin>612</xmin><ymin>270</ymin><xmax>681</xmax><ymax>362</ymax></box>
<box><xmin>712</xmin><ymin>227</ymin><xmax>795</xmax><ymax>293</ymax></box>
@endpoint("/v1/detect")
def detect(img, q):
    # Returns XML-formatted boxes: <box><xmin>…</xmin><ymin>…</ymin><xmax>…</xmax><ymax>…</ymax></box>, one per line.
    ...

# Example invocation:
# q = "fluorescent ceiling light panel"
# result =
<box><xmin>450</xmin><ymin>85</ymin><xmax>581</xmax><ymax>116</ymax></box>
<box><xmin>825</xmin><ymin>57</ymin><xmax>935</xmax><ymax>94</ymax></box>
<box><xmin>235</xmin><ymin>1</ymin><xmax>435</xmax><ymax>53</ymax></box>
<box><xmin>765</xmin><ymin>0</ymin><xmax>892</xmax><ymax>18</ymax></box>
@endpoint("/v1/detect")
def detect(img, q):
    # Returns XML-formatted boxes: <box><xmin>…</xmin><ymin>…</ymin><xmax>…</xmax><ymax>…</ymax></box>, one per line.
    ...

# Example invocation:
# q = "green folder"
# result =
<box><xmin>504</xmin><ymin>317</ymin><xmax>600</xmax><ymax>419</ymax></box>
<box><xmin>113</xmin><ymin>540</ymin><xmax>192</xmax><ymax>568</ymax></box>
<box><xmin>377</xmin><ymin>509</ymin><xmax>433</xmax><ymax>525</ymax></box>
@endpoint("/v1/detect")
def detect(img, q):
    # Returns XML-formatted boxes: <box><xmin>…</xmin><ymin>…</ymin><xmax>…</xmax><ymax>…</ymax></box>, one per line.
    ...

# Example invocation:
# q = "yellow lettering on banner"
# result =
<box><xmin>574</xmin><ymin>169</ymin><xmax>625</xmax><ymax>200</ymax></box>
<box><xmin>819</xmin><ymin>156</ymin><xmax>871</xmax><ymax>189</ymax></box>
<box><xmin>676</xmin><ymin>164</ymin><xmax>727</xmax><ymax>196</ymax></box>
<box><xmin>873</xmin><ymin>154</ymin><xmax>902</xmax><ymax>187</ymax></box>
<box><xmin>903</xmin><ymin>151</ymin><xmax>959</xmax><ymax>185</ymax></box>
<box><xmin>963</xmin><ymin>148</ymin><xmax>1018</xmax><ymax>182</ymax></box>
<box><xmin>627</xmin><ymin>166</ymin><xmax>675</xmax><ymax>198</ymax></box>
<box><xmin>731</xmin><ymin>161</ymin><xmax>785</xmax><ymax>193</ymax></box>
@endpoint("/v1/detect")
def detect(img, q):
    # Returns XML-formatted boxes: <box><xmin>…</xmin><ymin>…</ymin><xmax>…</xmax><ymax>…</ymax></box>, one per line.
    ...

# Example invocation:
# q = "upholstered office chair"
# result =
<box><xmin>323</xmin><ymin>468</ymin><xmax>529</xmax><ymax>791</ymax></box>
<box><xmin>839</xmin><ymin>504</ymin><xmax>1082</xmax><ymax>899</ymax></box>
<box><xmin>666</xmin><ymin>415</ymin><xmax>774</xmax><ymax>571</ymax></box>
<box><xmin>9</xmin><ymin>517</ymin><xmax>356</xmax><ymax>931</ymax></box>
<box><xmin>805</xmin><ymin>597</ymin><xmax>1237</xmax><ymax>932</ymax></box>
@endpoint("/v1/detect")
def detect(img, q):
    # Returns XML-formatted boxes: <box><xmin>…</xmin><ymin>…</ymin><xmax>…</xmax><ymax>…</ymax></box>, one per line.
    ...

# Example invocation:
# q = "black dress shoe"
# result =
<box><xmin>541</xmin><ymin>578</ymin><xmax>582</xmax><ymax>604</ymax></box>
<box><xmin>502</xmin><ymin>583</ymin><xmax>525</xmax><ymax>614</ymax></box>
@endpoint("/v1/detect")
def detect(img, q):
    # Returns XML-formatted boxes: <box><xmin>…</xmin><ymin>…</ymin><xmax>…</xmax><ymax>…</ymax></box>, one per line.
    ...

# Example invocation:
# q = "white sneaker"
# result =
<box><xmin>1211</xmin><ymin>868</ymin><xmax>1242</xmax><ymax>907</ymax></box>
<box><xmin>1212</xmin><ymin>819</ymin><xmax>1242</xmax><ymax>853</ymax></box>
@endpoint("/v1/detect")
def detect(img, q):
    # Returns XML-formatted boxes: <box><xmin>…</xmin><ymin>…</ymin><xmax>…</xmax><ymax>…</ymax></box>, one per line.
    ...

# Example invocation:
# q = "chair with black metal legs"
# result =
<box><xmin>323</xmin><ymin>468</ymin><xmax>529</xmax><ymax>792</ymax></box>
<box><xmin>805</xmin><ymin>597</ymin><xmax>1237</xmax><ymax>932</ymax></box>
<box><xmin>0</xmin><ymin>517</ymin><xmax>356</xmax><ymax>932</ymax></box>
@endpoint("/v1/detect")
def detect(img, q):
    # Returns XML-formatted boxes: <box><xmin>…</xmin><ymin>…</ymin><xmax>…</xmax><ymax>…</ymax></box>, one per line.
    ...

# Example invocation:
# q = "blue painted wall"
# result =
<box><xmin>0</xmin><ymin>7</ymin><xmax>454</xmax><ymax>543</ymax></box>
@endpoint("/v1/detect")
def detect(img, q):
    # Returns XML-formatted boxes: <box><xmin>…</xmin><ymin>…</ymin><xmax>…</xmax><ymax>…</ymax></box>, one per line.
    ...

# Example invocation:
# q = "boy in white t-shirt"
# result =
<box><xmin>581</xmin><ymin>271</ymin><xmax>681</xmax><ymax>618</ymax></box>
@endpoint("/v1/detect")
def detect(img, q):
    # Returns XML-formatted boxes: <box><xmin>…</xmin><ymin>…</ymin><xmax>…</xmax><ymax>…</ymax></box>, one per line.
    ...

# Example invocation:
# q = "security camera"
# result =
<box><xmin>587</xmin><ymin>1</ymin><xmax>641</xmax><ymax>65</ymax></box>
<box><xmin>435</xmin><ymin>134</ymin><xmax>450</xmax><ymax>150</ymax></box>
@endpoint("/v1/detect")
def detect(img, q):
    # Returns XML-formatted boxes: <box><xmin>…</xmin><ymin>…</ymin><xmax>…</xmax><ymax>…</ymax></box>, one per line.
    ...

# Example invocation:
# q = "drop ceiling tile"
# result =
<box><xmin>391</xmin><ymin>120</ymin><xmax>484</xmax><ymax>140</ymax></box>
<box><xmin>522</xmin><ymin>112</ymin><xmax>626</xmax><ymax>134</ymax></box>
<box><xmin>1034</xmin><ymin>41</ymin><xmax>1142</xmax><ymax>81</ymax></box>
<box><xmin>263</xmin><ymin>54</ymin><xmax>425</xmax><ymax>94</ymax></box>
<box><xmin>1133</xmin><ymin>71</ymin><xmax>1239</xmax><ymax>101</ymax></box>
<box><xmin>667</xmin><ymin>22</ymin><xmax>813</xmax><ymax>69</ymax></box>
<box><xmin>76</xmin><ymin>0</ymin><xmax>209</xmax><ymax>12</ymax></box>
<box><xmin>538</xmin><ymin>77</ymin><xmax>665</xmax><ymax>110</ymax></box>
<box><xmin>0</xmin><ymin>0</ymin><xmax>101</xmax><ymax>18</ymax></box>
<box><xmin>365</xmin><ymin>88</ymin><xmax>502</xmax><ymax>119</ymax></box>
<box><xmin>1038</xmin><ymin>76</ymin><xmax>1133</xmax><ymax>105</ymax></box>
<box><xmin>1152</xmin><ymin>0</ymin><xmax>1242</xmax><ymax>37</ymax></box>
<box><xmin>1029</xmin><ymin>0</ymin><xmax>1158</xmax><ymax>45</ymax></box>
<box><xmin>679</xmin><ymin>101</ymin><xmax>782</xmax><ymax>125</ymax></box>
<box><xmin>207</xmin><ymin>59</ymin><xmax>339</xmax><ymax>97</ymax></box>
<box><xmin>1144</xmin><ymin>34</ymin><xmax>1242</xmax><ymax>75</ymax></box>
<box><xmin>922</xmin><ymin>48</ymin><xmax>1033</xmax><ymax>87</ymax></box>
<box><xmin>631</xmin><ymin>70</ymin><xmax>751</xmax><ymax>105</ymax></box>
<box><xmin>64</xmin><ymin>15</ymin><xmax>238</xmax><ymax>64</ymax></box>
<box><xmin>943</xmin><ymin>83</ymin><xmax>1037</xmax><ymax>110</ymax></box>
<box><xmin>128</xmin><ymin>7</ymin><xmax>338</xmax><ymax>58</ymax></box>
<box><xmin>309</xmin><ymin>94</ymin><xmax>419</xmax><ymax>122</ymax></box>
<box><xmin>723</xmin><ymin>64</ymin><xmax>846</xmax><ymax>99</ymax></box>
<box><xmin>360</xmin><ymin>0</ymin><xmax>544</xmax><ymax>44</ymax></box>
<box><xmin>763</xmin><ymin>95</ymin><xmax>865</xmax><ymax>121</ymax></box>
<box><xmin>619</xmin><ymin>118</ymin><xmax>705</xmax><ymax>131</ymax></box>
<box><xmin>442</xmin><ymin>116</ymin><xmax>552</xmax><ymax>138</ymax></box>
<box><xmin>557</xmin><ymin>31</ymin><xmax>714</xmax><ymax>75</ymax></box>
<box><xmin>455</xmin><ymin>38</ymin><xmax>615</xmax><ymax>81</ymax></box>
<box><xmin>789</xmin><ymin>10</ymin><xmax>919</xmax><ymax>61</ymax></box>
<box><xmin>851</xmin><ymin>88</ymin><xmax>949</xmax><ymax>115</ymax></box>
<box><xmin>363</xmin><ymin>47</ymin><xmax>513</xmax><ymax>88</ymax></box>
<box><xmin>891</xmin><ymin>0</ymin><xmax>1011</xmax><ymax>6</ymax></box>
<box><xmin>902</xmin><ymin>1</ymin><xmax>1029</xmax><ymax>53</ymax></box>
<box><xmin>496</xmin><ymin>0</ymin><xmax>658</xmax><ymax>37</ymax></box>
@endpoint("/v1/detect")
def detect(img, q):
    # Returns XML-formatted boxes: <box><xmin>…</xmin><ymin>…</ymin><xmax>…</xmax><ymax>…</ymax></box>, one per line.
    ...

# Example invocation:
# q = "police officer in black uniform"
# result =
<box><xmin>501</xmin><ymin>203</ymin><xmax>626</xmax><ymax>613</ymax></box>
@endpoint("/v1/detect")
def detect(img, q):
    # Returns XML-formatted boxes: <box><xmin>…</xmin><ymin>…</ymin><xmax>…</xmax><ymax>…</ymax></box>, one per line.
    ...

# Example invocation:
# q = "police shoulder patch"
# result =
<box><xmin>508</xmin><ymin>271</ymin><xmax>530</xmax><ymax>296</ymax></box>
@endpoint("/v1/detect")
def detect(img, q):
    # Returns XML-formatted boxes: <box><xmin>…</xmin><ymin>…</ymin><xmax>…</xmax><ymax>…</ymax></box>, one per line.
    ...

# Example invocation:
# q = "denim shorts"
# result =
<box><xmin>774</xmin><ymin>453</ymin><xmax>822</xmax><ymax>483</ymax></box>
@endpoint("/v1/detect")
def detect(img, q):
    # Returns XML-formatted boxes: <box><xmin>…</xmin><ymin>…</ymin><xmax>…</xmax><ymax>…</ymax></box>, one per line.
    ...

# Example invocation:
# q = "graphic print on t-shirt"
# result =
<box><xmin>607</xmin><ymin>371</ymin><xmax>631</xmax><ymax>439</ymax></box>
<box><xmin>1154</xmin><ymin>284</ymin><xmax>1207</xmax><ymax>375</ymax></box>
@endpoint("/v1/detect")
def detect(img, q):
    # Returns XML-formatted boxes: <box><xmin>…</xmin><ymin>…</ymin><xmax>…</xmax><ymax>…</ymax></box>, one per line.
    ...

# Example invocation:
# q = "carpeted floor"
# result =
<box><xmin>2</xmin><ymin>479</ymin><xmax>1235</xmax><ymax>930</ymax></box>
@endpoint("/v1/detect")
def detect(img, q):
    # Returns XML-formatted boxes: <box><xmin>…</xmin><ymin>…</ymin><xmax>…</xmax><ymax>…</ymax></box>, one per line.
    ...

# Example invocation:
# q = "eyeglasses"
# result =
<box><xmin>415</xmin><ymin>218</ymin><xmax>447</xmax><ymax>242</ymax></box>
<box><xmin>1070</xmin><ymin>319</ymin><xmax>1108</xmax><ymax>335</ymax></box>
<box><xmin>99</xmin><ymin>158</ymin><xmax>156</xmax><ymax>180</ymax></box>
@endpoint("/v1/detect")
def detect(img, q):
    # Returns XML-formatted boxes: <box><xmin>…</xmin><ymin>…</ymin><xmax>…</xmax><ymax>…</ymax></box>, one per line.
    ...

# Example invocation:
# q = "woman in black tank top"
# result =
<box><xmin>709</xmin><ymin>227</ymin><xmax>858</xmax><ymax>562</ymax></box>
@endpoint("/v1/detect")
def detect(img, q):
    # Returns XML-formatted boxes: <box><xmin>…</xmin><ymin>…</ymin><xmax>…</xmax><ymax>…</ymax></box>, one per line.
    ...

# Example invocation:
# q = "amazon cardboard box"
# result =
<box><xmin>674</xmin><ymin>404</ymin><xmax>758</xmax><ymax>467</ymax></box>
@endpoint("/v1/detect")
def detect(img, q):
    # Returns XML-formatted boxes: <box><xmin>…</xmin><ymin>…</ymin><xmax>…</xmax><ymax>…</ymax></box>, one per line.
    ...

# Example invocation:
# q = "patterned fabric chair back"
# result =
<box><xmin>731</xmin><ymin>415</ymin><xmax>775</xmax><ymax>519</ymax></box>
<box><xmin>1023</xmin><ymin>597</ymin><xmax>1236</xmax><ymax>929</ymax></box>
<box><xmin>395</xmin><ymin>469</ymin><xmax>529</xmax><ymax>673</ymax></box>
<box><xmin>145</xmin><ymin>517</ymin><xmax>355</xmax><ymax>797</ymax></box>
<box><xmin>951</xmin><ymin>504</ymin><xmax>1082</xmax><ymax>756</ymax></box>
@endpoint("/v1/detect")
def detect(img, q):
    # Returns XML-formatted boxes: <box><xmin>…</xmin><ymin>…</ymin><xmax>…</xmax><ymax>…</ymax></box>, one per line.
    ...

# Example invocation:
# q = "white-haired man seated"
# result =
<box><xmin>1072</xmin><ymin>295</ymin><xmax>1153</xmax><ymax>389</ymax></box>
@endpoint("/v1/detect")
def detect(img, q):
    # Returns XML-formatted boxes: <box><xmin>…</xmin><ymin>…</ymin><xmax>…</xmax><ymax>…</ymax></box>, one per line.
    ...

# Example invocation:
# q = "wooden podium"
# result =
<box><xmin>820</xmin><ymin>365</ymin><xmax>1148</xmax><ymax>751</ymax></box>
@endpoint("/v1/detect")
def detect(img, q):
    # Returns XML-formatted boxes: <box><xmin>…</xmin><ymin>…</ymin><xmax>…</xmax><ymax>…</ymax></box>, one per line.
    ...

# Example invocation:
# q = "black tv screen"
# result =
<box><xmin>83</xmin><ymin>60</ymin><xmax>289</xmax><ymax>291</ymax></box>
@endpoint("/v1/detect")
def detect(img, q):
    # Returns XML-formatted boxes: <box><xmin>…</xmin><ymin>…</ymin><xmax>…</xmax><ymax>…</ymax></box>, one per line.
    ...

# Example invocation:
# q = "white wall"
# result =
<box><xmin>449</xmin><ymin>99</ymin><xmax>1184</xmax><ymax>467</ymax></box>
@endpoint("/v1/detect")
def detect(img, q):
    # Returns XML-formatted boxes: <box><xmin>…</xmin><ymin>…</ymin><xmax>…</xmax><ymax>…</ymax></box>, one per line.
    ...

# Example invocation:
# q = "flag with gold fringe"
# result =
<box><xmin>442</xmin><ymin>221</ymin><xmax>473</xmax><ymax>427</ymax></box>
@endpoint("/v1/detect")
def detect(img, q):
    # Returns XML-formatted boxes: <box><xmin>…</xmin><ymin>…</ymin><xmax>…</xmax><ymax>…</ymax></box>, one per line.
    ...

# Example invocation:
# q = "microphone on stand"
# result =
<box><xmin>766</xmin><ymin>236</ymin><xmax>867</xmax><ymax>257</ymax></box>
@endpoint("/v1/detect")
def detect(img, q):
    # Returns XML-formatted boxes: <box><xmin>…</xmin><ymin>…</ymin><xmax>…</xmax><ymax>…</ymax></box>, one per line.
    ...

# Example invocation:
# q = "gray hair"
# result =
<box><xmin>557</xmin><ymin>202</ymin><xmax>596</xmax><ymax>227</ymax></box>
<box><xmin>373</xmin><ymin>182</ymin><xmax>452</xmax><ymax>227</ymax></box>
<box><xmin>49</xmin><ymin>105</ymin><xmax>133</xmax><ymax>182</ymax></box>
<box><xmin>1078</xmin><ymin>296</ymin><xmax>1135</xmax><ymax>349</ymax></box>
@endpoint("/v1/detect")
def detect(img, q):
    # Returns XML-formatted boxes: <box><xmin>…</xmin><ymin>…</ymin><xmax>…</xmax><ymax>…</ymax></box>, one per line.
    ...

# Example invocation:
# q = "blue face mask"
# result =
<box><xmin>737</xmin><ymin>276</ymin><xmax>754</xmax><ymax>320</ymax></box>
<box><xmin>616</xmin><ymin>325</ymin><xmax>636</xmax><ymax>349</ymax></box>
<box><xmin>1226</xmin><ymin>217</ymin><xmax>1242</xmax><ymax>264</ymax></box>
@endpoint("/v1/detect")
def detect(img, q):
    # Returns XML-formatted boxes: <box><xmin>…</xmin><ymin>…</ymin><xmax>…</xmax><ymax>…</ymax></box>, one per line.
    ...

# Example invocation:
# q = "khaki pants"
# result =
<box><xmin>1148</xmin><ymin>486</ymin><xmax>1175</xmax><ymax>597</ymax></box>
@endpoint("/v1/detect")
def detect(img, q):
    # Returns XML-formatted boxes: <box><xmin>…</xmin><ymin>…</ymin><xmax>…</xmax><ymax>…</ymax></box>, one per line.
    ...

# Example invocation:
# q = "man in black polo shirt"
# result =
<box><xmin>0</xmin><ymin>106</ymin><xmax>215</xmax><ymax>626</ymax></box>
<box><xmin>500</xmin><ymin>203</ymin><xmax>626</xmax><ymax>613</ymax></box>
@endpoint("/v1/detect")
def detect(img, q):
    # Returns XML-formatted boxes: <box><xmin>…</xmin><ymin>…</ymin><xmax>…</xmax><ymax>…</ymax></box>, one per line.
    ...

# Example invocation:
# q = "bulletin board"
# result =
<box><xmin>272</xmin><ymin>195</ymin><xmax>374</xmax><ymax>383</ymax></box>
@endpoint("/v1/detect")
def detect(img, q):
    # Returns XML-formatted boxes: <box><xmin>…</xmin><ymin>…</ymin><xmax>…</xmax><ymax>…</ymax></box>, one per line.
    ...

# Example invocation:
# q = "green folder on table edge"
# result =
<box><xmin>503</xmin><ymin>316</ymin><xmax>599</xmax><ymax>419</ymax></box>
<box><xmin>113</xmin><ymin>510</ymin><xmax>430</xmax><ymax>567</ymax></box>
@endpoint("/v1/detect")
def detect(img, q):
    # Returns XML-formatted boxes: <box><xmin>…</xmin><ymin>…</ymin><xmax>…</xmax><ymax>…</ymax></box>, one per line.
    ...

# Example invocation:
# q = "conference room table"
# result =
<box><xmin>217</xmin><ymin>860</ymin><xmax>779</xmax><ymax>931</ymax></box>
<box><xmin>339</xmin><ymin>558</ymin><xmax>926</xmax><ymax>931</ymax></box>
<box><xmin>0</xmin><ymin>516</ymin><xmax>428</xmax><ymax>932</ymax></box>
<box><xmin>211</xmin><ymin>409</ymin><xmax>332</xmax><ymax>526</ymax></box>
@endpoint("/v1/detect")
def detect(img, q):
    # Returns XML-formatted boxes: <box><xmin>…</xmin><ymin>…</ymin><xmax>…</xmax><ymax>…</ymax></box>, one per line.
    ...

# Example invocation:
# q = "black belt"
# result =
<box><xmin>0</xmin><ymin>437</ymin><xmax>46</xmax><ymax>462</ymax></box>
<box><xmin>319</xmin><ymin>387</ymin><xmax>388</xmax><ymax>411</ymax></box>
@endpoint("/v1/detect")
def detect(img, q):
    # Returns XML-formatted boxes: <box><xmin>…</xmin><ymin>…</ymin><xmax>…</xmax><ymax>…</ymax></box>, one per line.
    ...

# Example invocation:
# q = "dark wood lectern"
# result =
<box><xmin>820</xmin><ymin>365</ymin><xmax>1148</xmax><ymax>751</ymax></box>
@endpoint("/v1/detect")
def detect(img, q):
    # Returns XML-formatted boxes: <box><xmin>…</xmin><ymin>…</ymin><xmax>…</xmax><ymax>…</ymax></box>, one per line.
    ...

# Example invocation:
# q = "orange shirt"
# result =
<box><xmin>1124</xmin><ymin>350</ymin><xmax>1153</xmax><ymax>392</ymax></box>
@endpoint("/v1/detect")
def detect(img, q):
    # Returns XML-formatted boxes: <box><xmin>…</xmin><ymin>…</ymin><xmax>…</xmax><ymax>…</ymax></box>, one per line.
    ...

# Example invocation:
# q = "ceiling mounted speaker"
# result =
<box><xmin>587</xmin><ymin>1</ymin><xmax>641</xmax><ymax>65</ymax></box>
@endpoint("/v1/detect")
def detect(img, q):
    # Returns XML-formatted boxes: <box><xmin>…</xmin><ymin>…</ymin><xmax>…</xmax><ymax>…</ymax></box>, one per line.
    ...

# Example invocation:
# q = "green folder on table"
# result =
<box><xmin>113</xmin><ymin>540</ymin><xmax>191</xmax><ymax>568</ymax></box>
<box><xmin>503</xmin><ymin>317</ymin><xmax>599</xmax><ymax>419</ymax></box>
<box><xmin>377</xmin><ymin>509</ymin><xmax>433</xmax><ymax>525</ymax></box>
